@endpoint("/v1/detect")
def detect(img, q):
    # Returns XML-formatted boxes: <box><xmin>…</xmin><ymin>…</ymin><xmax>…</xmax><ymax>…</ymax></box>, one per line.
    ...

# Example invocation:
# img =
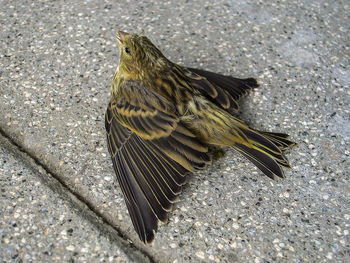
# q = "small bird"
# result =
<box><xmin>105</xmin><ymin>31</ymin><xmax>296</xmax><ymax>244</ymax></box>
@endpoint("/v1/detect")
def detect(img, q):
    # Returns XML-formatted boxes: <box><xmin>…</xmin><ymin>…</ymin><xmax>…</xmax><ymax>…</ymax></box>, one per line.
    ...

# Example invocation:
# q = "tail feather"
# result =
<box><xmin>235</xmin><ymin>143</ymin><xmax>284</xmax><ymax>179</ymax></box>
<box><xmin>258</xmin><ymin>131</ymin><xmax>297</xmax><ymax>151</ymax></box>
<box><xmin>233</xmin><ymin>128</ymin><xmax>295</xmax><ymax>179</ymax></box>
<box><xmin>242</xmin><ymin>128</ymin><xmax>282</xmax><ymax>154</ymax></box>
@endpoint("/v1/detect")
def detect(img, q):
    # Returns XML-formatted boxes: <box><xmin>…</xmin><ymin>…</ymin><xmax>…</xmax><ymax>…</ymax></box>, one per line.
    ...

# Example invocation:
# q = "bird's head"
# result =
<box><xmin>116</xmin><ymin>31</ymin><xmax>170</xmax><ymax>81</ymax></box>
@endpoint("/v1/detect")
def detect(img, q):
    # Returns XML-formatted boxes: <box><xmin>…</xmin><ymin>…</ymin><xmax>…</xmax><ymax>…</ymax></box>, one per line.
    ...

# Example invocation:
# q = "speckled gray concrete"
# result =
<box><xmin>0</xmin><ymin>134</ymin><xmax>148</xmax><ymax>262</ymax></box>
<box><xmin>0</xmin><ymin>0</ymin><xmax>349</xmax><ymax>262</ymax></box>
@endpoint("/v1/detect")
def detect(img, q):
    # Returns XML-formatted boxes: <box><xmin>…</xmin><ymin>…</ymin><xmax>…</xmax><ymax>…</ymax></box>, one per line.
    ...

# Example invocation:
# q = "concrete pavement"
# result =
<box><xmin>1</xmin><ymin>0</ymin><xmax>349</xmax><ymax>262</ymax></box>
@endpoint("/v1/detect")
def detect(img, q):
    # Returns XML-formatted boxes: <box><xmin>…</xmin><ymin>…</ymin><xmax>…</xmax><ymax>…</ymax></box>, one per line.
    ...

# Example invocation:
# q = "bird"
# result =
<box><xmin>105</xmin><ymin>30</ymin><xmax>296</xmax><ymax>244</ymax></box>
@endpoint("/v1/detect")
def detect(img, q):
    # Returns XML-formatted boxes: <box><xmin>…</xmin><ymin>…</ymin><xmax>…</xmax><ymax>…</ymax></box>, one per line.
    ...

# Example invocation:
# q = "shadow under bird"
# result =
<box><xmin>105</xmin><ymin>31</ymin><xmax>296</xmax><ymax>244</ymax></box>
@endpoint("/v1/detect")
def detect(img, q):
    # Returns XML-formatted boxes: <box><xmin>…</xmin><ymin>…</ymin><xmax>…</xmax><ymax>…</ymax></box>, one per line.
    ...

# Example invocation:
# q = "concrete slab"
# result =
<box><xmin>0</xmin><ymin>134</ymin><xmax>149</xmax><ymax>262</ymax></box>
<box><xmin>1</xmin><ymin>0</ymin><xmax>349</xmax><ymax>262</ymax></box>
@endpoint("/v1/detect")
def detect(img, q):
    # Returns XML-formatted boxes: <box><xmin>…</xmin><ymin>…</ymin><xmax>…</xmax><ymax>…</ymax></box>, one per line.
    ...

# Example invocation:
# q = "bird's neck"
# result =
<box><xmin>110</xmin><ymin>67</ymin><xmax>124</xmax><ymax>97</ymax></box>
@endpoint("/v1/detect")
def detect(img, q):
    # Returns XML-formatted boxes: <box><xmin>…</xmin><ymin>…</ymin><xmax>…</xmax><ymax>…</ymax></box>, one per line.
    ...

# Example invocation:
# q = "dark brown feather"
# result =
<box><xmin>184</xmin><ymin>68</ymin><xmax>239</xmax><ymax>111</ymax></box>
<box><xmin>105</xmin><ymin>80</ymin><xmax>210</xmax><ymax>243</ymax></box>
<box><xmin>232</xmin><ymin>127</ymin><xmax>291</xmax><ymax>179</ymax></box>
<box><xmin>234</xmin><ymin>143</ymin><xmax>284</xmax><ymax>179</ymax></box>
<box><xmin>187</xmin><ymin>67</ymin><xmax>258</xmax><ymax>101</ymax></box>
<box><xmin>258</xmin><ymin>131</ymin><xmax>297</xmax><ymax>150</ymax></box>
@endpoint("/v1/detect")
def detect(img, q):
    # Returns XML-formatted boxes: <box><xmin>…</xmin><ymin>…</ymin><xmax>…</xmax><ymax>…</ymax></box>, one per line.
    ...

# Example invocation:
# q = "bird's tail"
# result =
<box><xmin>232</xmin><ymin>127</ymin><xmax>296</xmax><ymax>179</ymax></box>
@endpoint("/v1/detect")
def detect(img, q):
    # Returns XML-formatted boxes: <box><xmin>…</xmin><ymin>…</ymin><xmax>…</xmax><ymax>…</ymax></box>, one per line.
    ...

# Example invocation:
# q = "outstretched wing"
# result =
<box><xmin>105</xmin><ymin>81</ymin><xmax>210</xmax><ymax>243</ymax></box>
<box><xmin>185</xmin><ymin>67</ymin><xmax>258</xmax><ymax>112</ymax></box>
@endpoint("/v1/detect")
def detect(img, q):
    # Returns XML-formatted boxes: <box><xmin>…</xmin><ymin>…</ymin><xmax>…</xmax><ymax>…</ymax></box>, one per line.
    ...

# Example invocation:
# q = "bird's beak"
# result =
<box><xmin>116</xmin><ymin>30</ymin><xmax>129</xmax><ymax>46</ymax></box>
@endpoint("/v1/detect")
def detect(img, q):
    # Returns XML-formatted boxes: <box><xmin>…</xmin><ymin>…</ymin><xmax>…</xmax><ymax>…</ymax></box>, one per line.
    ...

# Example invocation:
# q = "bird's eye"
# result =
<box><xmin>125</xmin><ymin>47</ymin><xmax>131</xmax><ymax>54</ymax></box>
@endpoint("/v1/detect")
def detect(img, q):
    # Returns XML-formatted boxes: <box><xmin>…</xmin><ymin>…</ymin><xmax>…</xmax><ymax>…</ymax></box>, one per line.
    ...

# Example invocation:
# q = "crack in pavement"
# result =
<box><xmin>0</xmin><ymin>126</ymin><xmax>155</xmax><ymax>263</ymax></box>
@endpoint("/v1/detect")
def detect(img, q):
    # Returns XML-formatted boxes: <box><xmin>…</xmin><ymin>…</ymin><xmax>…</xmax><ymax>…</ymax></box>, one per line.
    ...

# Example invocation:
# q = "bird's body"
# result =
<box><xmin>105</xmin><ymin>31</ymin><xmax>295</xmax><ymax>244</ymax></box>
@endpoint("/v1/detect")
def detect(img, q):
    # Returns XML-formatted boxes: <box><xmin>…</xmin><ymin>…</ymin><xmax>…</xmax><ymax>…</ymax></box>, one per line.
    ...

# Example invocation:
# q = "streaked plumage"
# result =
<box><xmin>105</xmin><ymin>31</ymin><xmax>296</xmax><ymax>244</ymax></box>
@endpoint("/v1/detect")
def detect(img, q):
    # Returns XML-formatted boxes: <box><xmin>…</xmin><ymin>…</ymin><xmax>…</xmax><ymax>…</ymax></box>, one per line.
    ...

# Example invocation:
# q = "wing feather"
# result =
<box><xmin>185</xmin><ymin>67</ymin><xmax>259</xmax><ymax>112</ymax></box>
<box><xmin>105</xmin><ymin>80</ymin><xmax>210</xmax><ymax>243</ymax></box>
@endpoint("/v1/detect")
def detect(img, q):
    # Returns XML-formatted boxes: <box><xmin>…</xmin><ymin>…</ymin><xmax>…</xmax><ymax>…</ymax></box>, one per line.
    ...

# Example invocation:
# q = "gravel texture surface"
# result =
<box><xmin>1</xmin><ymin>0</ymin><xmax>349</xmax><ymax>262</ymax></box>
<box><xmin>0</xmin><ymin>134</ymin><xmax>147</xmax><ymax>262</ymax></box>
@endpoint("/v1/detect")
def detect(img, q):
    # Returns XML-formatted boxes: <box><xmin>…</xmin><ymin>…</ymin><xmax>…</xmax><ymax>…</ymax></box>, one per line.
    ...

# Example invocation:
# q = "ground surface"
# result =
<box><xmin>1</xmin><ymin>0</ymin><xmax>349</xmax><ymax>262</ymax></box>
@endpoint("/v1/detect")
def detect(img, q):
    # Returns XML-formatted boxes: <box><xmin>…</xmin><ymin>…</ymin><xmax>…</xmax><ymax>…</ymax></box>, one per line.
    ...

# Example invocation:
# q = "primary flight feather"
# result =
<box><xmin>105</xmin><ymin>31</ymin><xmax>296</xmax><ymax>244</ymax></box>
